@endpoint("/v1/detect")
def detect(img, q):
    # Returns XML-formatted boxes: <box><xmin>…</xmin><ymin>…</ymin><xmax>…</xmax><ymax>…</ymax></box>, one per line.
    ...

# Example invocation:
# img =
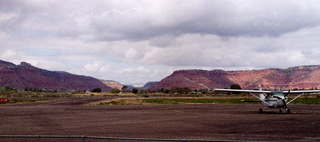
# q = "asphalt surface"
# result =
<box><xmin>0</xmin><ymin>97</ymin><xmax>319</xmax><ymax>142</ymax></box>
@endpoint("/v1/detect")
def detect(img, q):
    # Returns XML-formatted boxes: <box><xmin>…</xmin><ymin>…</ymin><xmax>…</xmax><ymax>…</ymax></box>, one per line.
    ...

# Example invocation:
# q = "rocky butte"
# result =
<box><xmin>147</xmin><ymin>65</ymin><xmax>320</xmax><ymax>90</ymax></box>
<box><xmin>100</xmin><ymin>80</ymin><xmax>123</xmax><ymax>90</ymax></box>
<box><xmin>0</xmin><ymin>60</ymin><xmax>111</xmax><ymax>91</ymax></box>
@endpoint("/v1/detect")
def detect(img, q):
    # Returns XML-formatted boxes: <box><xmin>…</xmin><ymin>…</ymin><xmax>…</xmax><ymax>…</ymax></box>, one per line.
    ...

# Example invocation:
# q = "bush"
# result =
<box><xmin>230</xmin><ymin>84</ymin><xmax>242</xmax><ymax>89</ymax></box>
<box><xmin>111</xmin><ymin>88</ymin><xmax>120</xmax><ymax>94</ymax></box>
<box><xmin>132</xmin><ymin>88</ymin><xmax>138</xmax><ymax>94</ymax></box>
<box><xmin>171</xmin><ymin>87</ymin><xmax>192</xmax><ymax>94</ymax></box>
<box><xmin>91</xmin><ymin>88</ymin><xmax>102</xmax><ymax>93</ymax></box>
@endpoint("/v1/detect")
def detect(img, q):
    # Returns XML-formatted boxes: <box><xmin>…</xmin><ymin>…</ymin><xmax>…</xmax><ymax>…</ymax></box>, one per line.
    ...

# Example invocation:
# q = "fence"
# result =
<box><xmin>0</xmin><ymin>135</ymin><xmax>244</xmax><ymax>142</ymax></box>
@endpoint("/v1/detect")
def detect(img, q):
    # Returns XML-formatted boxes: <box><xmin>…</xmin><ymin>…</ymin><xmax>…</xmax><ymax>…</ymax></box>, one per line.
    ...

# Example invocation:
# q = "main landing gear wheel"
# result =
<box><xmin>286</xmin><ymin>108</ymin><xmax>291</xmax><ymax>114</ymax></box>
<box><xmin>258</xmin><ymin>108</ymin><xmax>263</xmax><ymax>113</ymax></box>
<box><xmin>279</xmin><ymin>108</ymin><xmax>291</xmax><ymax>114</ymax></box>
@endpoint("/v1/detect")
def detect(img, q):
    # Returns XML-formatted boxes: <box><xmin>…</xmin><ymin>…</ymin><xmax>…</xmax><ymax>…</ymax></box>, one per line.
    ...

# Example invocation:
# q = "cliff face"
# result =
<box><xmin>0</xmin><ymin>60</ymin><xmax>111</xmax><ymax>91</ymax></box>
<box><xmin>101</xmin><ymin>80</ymin><xmax>123</xmax><ymax>90</ymax></box>
<box><xmin>148</xmin><ymin>65</ymin><xmax>320</xmax><ymax>90</ymax></box>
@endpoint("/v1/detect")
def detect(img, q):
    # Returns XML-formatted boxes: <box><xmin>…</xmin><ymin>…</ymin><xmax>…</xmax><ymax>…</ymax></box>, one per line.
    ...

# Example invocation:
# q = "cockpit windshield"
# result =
<box><xmin>272</xmin><ymin>91</ymin><xmax>284</xmax><ymax>96</ymax></box>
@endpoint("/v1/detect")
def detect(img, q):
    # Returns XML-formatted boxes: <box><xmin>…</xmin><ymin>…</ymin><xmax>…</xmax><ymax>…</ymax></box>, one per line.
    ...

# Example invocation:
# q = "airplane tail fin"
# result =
<box><xmin>258</xmin><ymin>85</ymin><xmax>265</xmax><ymax>99</ymax></box>
<box><xmin>258</xmin><ymin>85</ymin><xmax>262</xmax><ymax>91</ymax></box>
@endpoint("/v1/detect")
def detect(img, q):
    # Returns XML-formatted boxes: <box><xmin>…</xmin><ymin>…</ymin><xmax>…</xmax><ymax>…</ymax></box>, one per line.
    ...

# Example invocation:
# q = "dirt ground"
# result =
<box><xmin>0</xmin><ymin>97</ymin><xmax>320</xmax><ymax>142</ymax></box>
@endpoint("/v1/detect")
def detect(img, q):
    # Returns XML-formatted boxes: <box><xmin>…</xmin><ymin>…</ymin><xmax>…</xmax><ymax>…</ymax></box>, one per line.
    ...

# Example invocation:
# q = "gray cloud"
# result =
<box><xmin>88</xmin><ymin>0</ymin><xmax>320</xmax><ymax>41</ymax></box>
<box><xmin>2</xmin><ymin>0</ymin><xmax>320</xmax><ymax>41</ymax></box>
<box><xmin>1</xmin><ymin>0</ymin><xmax>320</xmax><ymax>86</ymax></box>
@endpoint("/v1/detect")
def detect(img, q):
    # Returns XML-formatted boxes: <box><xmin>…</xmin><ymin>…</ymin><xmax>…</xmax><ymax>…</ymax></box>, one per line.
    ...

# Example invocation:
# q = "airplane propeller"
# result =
<box><xmin>285</xmin><ymin>90</ymin><xmax>291</xmax><ymax>96</ymax></box>
<box><xmin>283</xmin><ymin>90</ymin><xmax>290</xmax><ymax>112</ymax></box>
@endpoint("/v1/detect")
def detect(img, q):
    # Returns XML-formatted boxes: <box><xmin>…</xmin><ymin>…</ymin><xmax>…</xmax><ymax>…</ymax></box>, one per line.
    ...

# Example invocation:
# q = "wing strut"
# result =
<box><xmin>286</xmin><ymin>93</ymin><xmax>304</xmax><ymax>105</ymax></box>
<box><xmin>249</xmin><ymin>93</ymin><xmax>271</xmax><ymax>106</ymax></box>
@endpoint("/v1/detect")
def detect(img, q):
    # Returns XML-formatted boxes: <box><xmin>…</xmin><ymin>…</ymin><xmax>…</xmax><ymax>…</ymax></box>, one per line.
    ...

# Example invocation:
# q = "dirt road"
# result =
<box><xmin>0</xmin><ymin>97</ymin><xmax>319</xmax><ymax>141</ymax></box>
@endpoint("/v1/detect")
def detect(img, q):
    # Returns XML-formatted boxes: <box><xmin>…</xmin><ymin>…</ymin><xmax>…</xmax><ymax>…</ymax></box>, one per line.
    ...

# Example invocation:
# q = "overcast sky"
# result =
<box><xmin>1</xmin><ymin>0</ymin><xmax>320</xmax><ymax>86</ymax></box>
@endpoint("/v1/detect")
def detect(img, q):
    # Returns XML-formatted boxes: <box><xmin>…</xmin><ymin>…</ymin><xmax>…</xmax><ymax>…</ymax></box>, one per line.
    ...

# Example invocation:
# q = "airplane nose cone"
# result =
<box><xmin>276</xmin><ymin>99</ymin><xmax>285</xmax><ymax>107</ymax></box>
<box><xmin>276</xmin><ymin>95</ymin><xmax>285</xmax><ymax>100</ymax></box>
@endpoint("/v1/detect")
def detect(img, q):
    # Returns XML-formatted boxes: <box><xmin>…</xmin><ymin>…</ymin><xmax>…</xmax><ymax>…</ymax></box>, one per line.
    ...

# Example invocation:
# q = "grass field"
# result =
<box><xmin>95</xmin><ymin>96</ymin><xmax>320</xmax><ymax>105</ymax></box>
<box><xmin>291</xmin><ymin>97</ymin><xmax>320</xmax><ymax>104</ymax></box>
<box><xmin>1</xmin><ymin>87</ymin><xmax>320</xmax><ymax>105</ymax></box>
<box><xmin>142</xmin><ymin>97</ymin><xmax>257</xmax><ymax>104</ymax></box>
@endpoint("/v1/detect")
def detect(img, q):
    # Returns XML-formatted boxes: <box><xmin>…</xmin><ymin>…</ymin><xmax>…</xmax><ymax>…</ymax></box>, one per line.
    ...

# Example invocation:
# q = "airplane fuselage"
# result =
<box><xmin>214</xmin><ymin>88</ymin><xmax>320</xmax><ymax>114</ymax></box>
<box><xmin>261</xmin><ymin>92</ymin><xmax>287</xmax><ymax>109</ymax></box>
<box><xmin>262</xmin><ymin>97</ymin><xmax>286</xmax><ymax>108</ymax></box>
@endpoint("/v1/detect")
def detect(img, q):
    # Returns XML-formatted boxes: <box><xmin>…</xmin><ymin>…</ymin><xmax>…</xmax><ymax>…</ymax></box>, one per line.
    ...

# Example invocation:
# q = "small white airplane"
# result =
<box><xmin>214</xmin><ymin>88</ymin><xmax>320</xmax><ymax>113</ymax></box>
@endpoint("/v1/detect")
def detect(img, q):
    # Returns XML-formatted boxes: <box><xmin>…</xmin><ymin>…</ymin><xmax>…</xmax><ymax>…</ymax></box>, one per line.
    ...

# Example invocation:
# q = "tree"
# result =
<box><xmin>132</xmin><ymin>88</ymin><xmax>138</xmax><ymax>94</ymax></box>
<box><xmin>91</xmin><ymin>88</ymin><xmax>102</xmax><ymax>93</ymax></box>
<box><xmin>172</xmin><ymin>87</ymin><xmax>192</xmax><ymax>94</ymax></box>
<box><xmin>199</xmin><ymin>89</ymin><xmax>209</xmax><ymax>94</ymax></box>
<box><xmin>159</xmin><ymin>88</ymin><xmax>170</xmax><ymax>93</ymax></box>
<box><xmin>122</xmin><ymin>85</ymin><xmax>128</xmax><ymax>90</ymax></box>
<box><xmin>229</xmin><ymin>84</ymin><xmax>241</xmax><ymax>94</ymax></box>
<box><xmin>121</xmin><ymin>85</ymin><xmax>129</xmax><ymax>92</ymax></box>
<box><xmin>111</xmin><ymin>88</ymin><xmax>120</xmax><ymax>94</ymax></box>
<box><xmin>230</xmin><ymin>84</ymin><xmax>242</xmax><ymax>89</ymax></box>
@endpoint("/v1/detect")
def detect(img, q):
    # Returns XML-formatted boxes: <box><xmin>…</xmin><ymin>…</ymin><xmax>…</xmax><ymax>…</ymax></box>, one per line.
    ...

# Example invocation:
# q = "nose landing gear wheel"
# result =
<box><xmin>280</xmin><ymin>108</ymin><xmax>291</xmax><ymax>114</ymax></box>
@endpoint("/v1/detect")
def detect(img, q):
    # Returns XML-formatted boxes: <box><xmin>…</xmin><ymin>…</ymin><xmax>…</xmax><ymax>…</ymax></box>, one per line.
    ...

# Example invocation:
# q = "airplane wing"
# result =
<box><xmin>283</xmin><ymin>90</ymin><xmax>320</xmax><ymax>94</ymax></box>
<box><xmin>214</xmin><ymin>88</ymin><xmax>272</xmax><ymax>105</ymax></box>
<box><xmin>214</xmin><ymin>88</ymin><xmax>271</xmax><ymax>93</ymax></box>
<box><xmin>282</xmin><ymin>90</ymin><xmax>320</xmax><ymax>105</ymax></box>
